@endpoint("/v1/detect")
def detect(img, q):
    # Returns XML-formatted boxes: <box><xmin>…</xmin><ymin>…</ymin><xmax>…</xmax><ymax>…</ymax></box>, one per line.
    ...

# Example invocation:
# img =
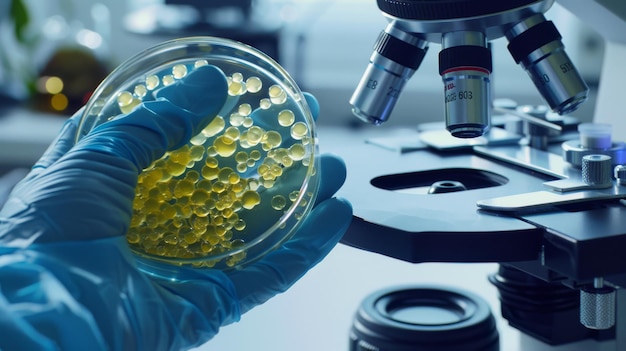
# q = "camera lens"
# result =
<box><xmin>350</xmin><ymin>23</ymin><xmax>428</xmax><ymax>125</ymax></box>
<box><xmin>439</xmin><ymin>31</ymin><xmax>492</xmax><ymax>138</ymax></box>
<box><xmin>349</xmin><ymin>285</ymin><xmax>499</xmax><ymax>351</ymax></box>
<box><xmin>506</xmin><ymin>13</ymin><xmax>588</xmax><ymax>115</ymax></box>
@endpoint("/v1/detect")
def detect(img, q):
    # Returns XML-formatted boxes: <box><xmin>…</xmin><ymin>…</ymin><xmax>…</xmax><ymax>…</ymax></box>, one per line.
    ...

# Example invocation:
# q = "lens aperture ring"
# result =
<box><xmin>374</xmin><ymin>31</ymin><xmax>428</xmax><ymax>70</ymax></box>
<box><xmin>507</xmin><ymin>20</ymin><xmax>562</xmax><ymax>64</ymax></box>
<box><xmin>439</xmin><ymin>45</ymin><xmax>492</xmax><ymax>75</ymax></box>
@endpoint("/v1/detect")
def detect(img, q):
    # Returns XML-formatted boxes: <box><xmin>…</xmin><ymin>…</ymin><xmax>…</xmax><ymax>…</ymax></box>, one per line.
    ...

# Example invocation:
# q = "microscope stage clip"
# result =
<box><xmin>477</xmin><ymin>186</ymin><xmax>626</xmax><ymax>212</ymax></box>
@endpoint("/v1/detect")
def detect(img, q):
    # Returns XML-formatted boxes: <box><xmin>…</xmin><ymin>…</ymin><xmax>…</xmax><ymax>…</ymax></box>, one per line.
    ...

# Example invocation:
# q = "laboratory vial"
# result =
<box><xmin>76</xmin><ymin>37</ymin><xmax>319</xmax><ymax>271</ymax></box>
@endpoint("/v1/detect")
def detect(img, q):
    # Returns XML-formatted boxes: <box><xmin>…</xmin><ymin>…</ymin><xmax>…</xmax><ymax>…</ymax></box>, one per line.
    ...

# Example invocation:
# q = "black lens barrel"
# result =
<box><xmin>439</xmin><ymin>45</ymin><xmax>493</xmax><ymax>75</ymax></box>
<box><xmin>507</xmin><ymin>20</ymin><xmax>561</xmax><ymax>64</ymax></box>
<box><xmin>350</xmin><ymin>285</ymin><xmax>500</xmax><ymax>351</ymax></box>
<box><xmin>375</xmin><ymin>31</ymin><xmax>428</xmax><ymax>70</ymax></box>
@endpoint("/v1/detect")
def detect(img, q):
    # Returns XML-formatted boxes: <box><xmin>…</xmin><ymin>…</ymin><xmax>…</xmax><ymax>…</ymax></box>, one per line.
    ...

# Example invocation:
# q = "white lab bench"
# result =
<box><xmin>0</xmin><ymin>106</ymin><xmax>68</xmax><ymax>168</ymax></box>
<box><xmin>200</xmin><ymin>244</ymin><xmax>517</xmax><ymax>350</ymax></box>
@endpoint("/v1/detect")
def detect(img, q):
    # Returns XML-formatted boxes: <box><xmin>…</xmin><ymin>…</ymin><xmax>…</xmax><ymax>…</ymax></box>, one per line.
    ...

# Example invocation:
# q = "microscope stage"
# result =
<box><xmin>322</xmin><ymin>126</ymin><xmax>626</xmax><ymax>280</ymax></box>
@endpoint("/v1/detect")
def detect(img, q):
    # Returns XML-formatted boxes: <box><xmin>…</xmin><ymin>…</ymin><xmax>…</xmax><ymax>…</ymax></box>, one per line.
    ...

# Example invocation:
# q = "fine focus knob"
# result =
<box><xmin>582</xmin><ymin>154</ymin><xmax>612</xmax><ymax>188</ymax></box>
<box><xmin>580</xmin><ymin>286</ymin><xmax>616</xmax><ymax>330</ymax></box>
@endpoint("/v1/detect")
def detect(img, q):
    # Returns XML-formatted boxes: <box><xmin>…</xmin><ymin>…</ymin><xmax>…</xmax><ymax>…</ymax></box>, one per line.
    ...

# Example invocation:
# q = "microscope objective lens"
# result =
<box><xmin>350</xmin><ymin>23</ymin><xmax>428</xmax><ymax>125</ymax></box>
<box><xmin>439</xmin><ymin>31</ymin><xmax>492</xmax><ymax>138</ymax></box>
<box><xmin>506</xmin><ymin>14</ymin><xmax>588</xmax><ymax>115</ymax></box>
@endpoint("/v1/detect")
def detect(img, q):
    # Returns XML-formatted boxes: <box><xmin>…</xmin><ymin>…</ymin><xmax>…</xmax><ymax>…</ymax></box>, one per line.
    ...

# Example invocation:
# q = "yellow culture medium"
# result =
<box><xmin>113</xmin><ymin>61</ymin><xmax>315</xmax><ymax>268</ymax></box>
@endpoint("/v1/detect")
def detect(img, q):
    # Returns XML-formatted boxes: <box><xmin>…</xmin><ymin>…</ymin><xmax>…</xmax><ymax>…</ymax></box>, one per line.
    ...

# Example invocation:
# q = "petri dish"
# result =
<box><xmin>76</xmin><ymin>37</ymin><xmax>319</xmax><ymax>270</ymax></box>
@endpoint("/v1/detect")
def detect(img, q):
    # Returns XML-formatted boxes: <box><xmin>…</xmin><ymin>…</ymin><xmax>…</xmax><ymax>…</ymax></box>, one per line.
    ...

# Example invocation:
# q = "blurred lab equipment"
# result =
<box><xmin>1</xmin><ymin>0</ymin><xmax>111</xmax><ymax>114</ymax></box>
<box><xmin>342</xmin><ymin>0</ymin><xmax>626</xmax><ymax>350</ymax></box>
<box><xmin>123</xmin><ymin>0</ymin><xmax>321</xmax><ymax>85</ymax></box>
<box><xmin>125</xmin><ymin>0</ymin><xmax>280</xmax><ymax>59</ymax></box>
<box><xmin>33</xmin><ymin>2</ymin><xmax>111</xmax><ymax>114</ymax></box>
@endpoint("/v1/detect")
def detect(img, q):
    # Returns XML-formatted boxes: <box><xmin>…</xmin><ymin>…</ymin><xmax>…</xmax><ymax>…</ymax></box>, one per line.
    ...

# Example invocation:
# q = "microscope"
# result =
<box><xmin>341</xmin><ymin>0</ymin><xmax>626</xmax><ymax>349</ymax></box>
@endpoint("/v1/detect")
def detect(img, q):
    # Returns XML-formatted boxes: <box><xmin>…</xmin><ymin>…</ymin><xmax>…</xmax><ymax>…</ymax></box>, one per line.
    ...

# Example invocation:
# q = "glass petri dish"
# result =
<box><xmin>76</xmin><ymin>37</ymin><xmax>319</xmax><ymax>270</ymax></box>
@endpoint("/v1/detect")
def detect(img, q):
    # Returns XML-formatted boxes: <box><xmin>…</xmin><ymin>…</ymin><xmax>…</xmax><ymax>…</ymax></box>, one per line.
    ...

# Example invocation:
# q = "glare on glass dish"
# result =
<box><xmin>76</xmin><ymin>37</ymin><xmax>319</xmax><ymax>270</ymax></box>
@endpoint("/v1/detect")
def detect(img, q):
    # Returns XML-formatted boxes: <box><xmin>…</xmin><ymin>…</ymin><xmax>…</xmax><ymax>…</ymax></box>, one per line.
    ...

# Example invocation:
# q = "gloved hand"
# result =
<box><xmin>0</xmin><ymin>65</ymin><xmax>352</xmax><ymax>351</ymax></box>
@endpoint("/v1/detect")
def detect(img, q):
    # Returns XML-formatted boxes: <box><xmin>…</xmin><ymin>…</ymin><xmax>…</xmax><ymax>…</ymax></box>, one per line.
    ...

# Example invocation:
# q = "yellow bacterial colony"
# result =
<box><xmin>117</xmin><ymin>61</ymin><xmax>314</xmax><ymax>268</ymax></box>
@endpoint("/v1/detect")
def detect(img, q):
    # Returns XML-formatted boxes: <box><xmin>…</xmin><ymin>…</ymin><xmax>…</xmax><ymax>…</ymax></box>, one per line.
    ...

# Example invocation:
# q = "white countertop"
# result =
<box><xmin>0</xmin><ymin>106</ymin><xmax>68</xmax><ymax>167</ymax></box>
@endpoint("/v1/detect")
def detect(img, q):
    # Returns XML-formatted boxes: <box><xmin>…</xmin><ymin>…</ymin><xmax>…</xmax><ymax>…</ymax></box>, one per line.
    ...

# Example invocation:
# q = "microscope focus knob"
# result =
<box><xmin>580</xmin><ymin>286</ymin><xmax>616</xmax><ymax>330</ymax></box>
<box><xmin>581</xmin><ymin>154</ymin><xmax>612</xmax><ymax>188</ymax></box>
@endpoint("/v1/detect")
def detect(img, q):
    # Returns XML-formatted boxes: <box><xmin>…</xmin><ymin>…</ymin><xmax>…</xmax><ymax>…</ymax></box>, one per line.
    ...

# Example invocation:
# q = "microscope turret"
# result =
<box><xmin>350</xmin><ymin>0</ymin><xmax>588</xmax><ymax>138</ymax></box>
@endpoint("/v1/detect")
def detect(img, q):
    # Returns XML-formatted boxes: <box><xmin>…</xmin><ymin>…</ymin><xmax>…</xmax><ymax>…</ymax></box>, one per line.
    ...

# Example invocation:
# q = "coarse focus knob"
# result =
<box><xmin>614</xmin><ymin>165</ymin><xmax>626</xmax><ymax>185</ymax></box>
<box><xmin>582</xmin><ymin>154</ymin><xmax>612</xmax><ymax>188</ymax></box>
<box><xmin>580</xmin><ymin>286</ymin><xmax>616</xmax><ymax>330</ymax></box>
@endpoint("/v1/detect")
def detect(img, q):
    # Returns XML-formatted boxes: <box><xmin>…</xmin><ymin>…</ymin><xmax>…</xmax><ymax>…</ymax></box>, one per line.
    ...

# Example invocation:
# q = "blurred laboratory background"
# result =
<box><xmin>0</xmin><ymin>1</ymin><xmax>611</xmax><ymax>350</ymax></box>
<box><xmin>0</xmin><ymin>0</ymin><xmax>606</xmax><ymax>173</ymax></box>
<box><xmin>0</xmin><ymin>0</ymin><xmax>604</xmax><ymax>123</ymax></box>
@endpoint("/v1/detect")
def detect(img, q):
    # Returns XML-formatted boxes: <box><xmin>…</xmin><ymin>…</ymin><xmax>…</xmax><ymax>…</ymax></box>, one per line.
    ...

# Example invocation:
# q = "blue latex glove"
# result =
<box><xmin>0</xmin><ymin>65</ymin><xmax>352</xmax><ymax>351</ymax></box>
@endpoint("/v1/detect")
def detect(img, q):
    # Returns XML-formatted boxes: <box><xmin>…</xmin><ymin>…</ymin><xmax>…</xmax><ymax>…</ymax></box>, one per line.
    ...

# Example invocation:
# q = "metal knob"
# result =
<box><xmin>614</xmin><ymin>165</ymin><xmax>626</xmax><ymax>185</ymax></box>
<box><xmin>582</xmin><ymin>154</ymin><xmax>612</xmax><ymax>188</ymax></box>
<box><xmin>580</xmin><ymin>279</ymin><xmax>616</xmax><ymax>330</ymax></box>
